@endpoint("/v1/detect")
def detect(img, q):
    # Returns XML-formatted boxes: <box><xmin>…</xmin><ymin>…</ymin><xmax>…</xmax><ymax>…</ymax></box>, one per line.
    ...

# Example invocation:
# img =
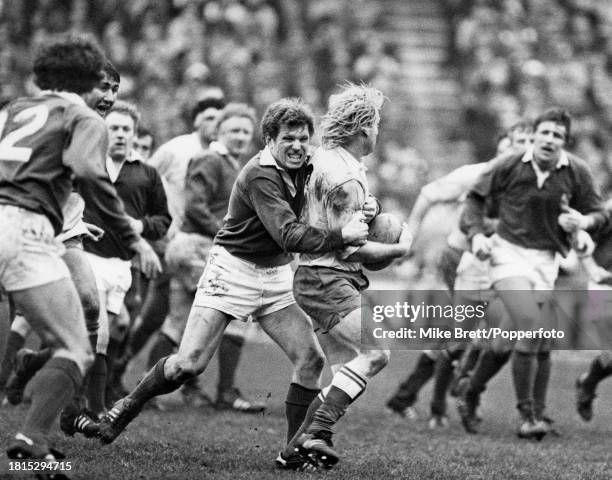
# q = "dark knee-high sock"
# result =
<box><xmin>129</xmin><ymin>357</ymin><xmax>183</xmax><ymax>408</ymax></box>
<box><xmin>147</xmin><ymin>333</ymin><xmax>176</xmax><ymax>369</ymax></box>
<box><xmin>23</xmin><ymin>357</ymin><xmax>81</xmax><ymax>438</ymax></box>
<box><xmin>308</xmin><ymin>366</ymin><xmax>367</xmax><ymax>435</ymax></box>
<box><xmin>512</xmin><ymin>351</ymin><xmax>536</xmax><ymax>418</ymax></box>
<box><xmin>533</xmin><ymin>351</ymin><xmax>551</xmax><ymax>418</ymax></box>
<box><xmin>25</xmin><ymin>348</ymin><xmax>53</xmax><ymax>373</ymax></box>
<box><xmin>430</xmin><ymin>354</ymin><xmax>454</xmax><ymax>416</ymax></box>
<box><xmin>460</xmin><ymin>345</ymin><xmax>481</xmax><ymax>376</ymax></box>
<box><xmin>285</xmin><ymin>383</ymin><xmax>320</xmax><ymax>443</ymax></box>
<box><xmin>284</xmin><ymin>390</ymin><xmax>325</xmax><ymax>455</ymax></box>
<box><xmin>469</xmin><ymin>350</ymin><xmax>511</xmax><ymax>393</ymax></box>
<box><xmin>388</xmin><ymin>352</ymin><xmax>435</xmax><ymax>408</ymax></box>
<box><xmin>88</xmin><ymin>334</ymin><xmax>98</xmax><ymax>352</ymax></box>
<box><xmin>582</xmin><ymin>355</ymin><xmax>612</xmax><ymax>391</ymax></box>
<box><xmin>217</xmin><ymin>334</ymin><xmax>244</xmax><ymax>394</ymax></box>
<box><xmin>86</xmin><ymin>353</ymin><xmax>107</xmax><ymax>415</ymax></box>
<box><xmin>0</xmin><ymin>331</ymin><xmax>25</xmax><ymax>388</ymax></box>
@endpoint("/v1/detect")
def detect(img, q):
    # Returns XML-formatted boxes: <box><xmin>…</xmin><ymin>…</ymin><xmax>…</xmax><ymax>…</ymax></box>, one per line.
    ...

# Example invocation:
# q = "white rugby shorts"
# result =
<box><xmin>193</xmin><ymin>245</ymin><xmax>295</xmax><ymax>321</ymax></box>
<box><xmin>0</xmin><ymin>205</ymin><xmax>69</xmax><ymax>291</ymax></box>
<box><xmin>84</xmin><ymin>252</ymin><xmax>132</xmax><ymax>315</ymax></box>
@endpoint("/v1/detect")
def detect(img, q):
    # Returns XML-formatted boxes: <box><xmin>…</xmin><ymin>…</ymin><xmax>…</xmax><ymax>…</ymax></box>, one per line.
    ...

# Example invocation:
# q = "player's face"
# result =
<box><xmin>106</xmin><ymin>112</ymin><xmax>135</xmax><ymax>161</ymax></box>
<box><xmin>84</xmin><ymin>71</ymin><xmax>119</xmax><ymax>118</ymax></box>
<box><xmin>533</xmin><ymin>121</ymin><xmax>566</xmax><ymax>171</ymax></box>
<box><xmin>267</xmin><ymin>124</ymin><xmax>310</xmax><ymax>170</ymax></box>
<box><xmin>510</xmin><ymin>129</ymin><xmax>533</xmax><ymax>149</ymax></box>
<box><xmin>133</xmin><ymin>135</ymin><xmax>154</xmax><ymax>160</ymax></box>
<box><xmin>195</xmin><ymin>107</ymin><xmax>221</xmax><ymax>143</ymax></box>
<box><xmin>362</xmin><ymin>117</ymin><xmax>380</xmax><ymax>156</ymax></box>
<box><xmin>217</xmin><ymin>116</ymin><xmax>254</xmax><ymax>158</ymax></box>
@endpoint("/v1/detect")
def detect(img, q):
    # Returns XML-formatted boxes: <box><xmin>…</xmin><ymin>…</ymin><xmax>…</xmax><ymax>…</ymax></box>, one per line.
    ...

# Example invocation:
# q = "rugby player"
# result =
<box><xmin>0</xmin><ymin>34</ymin><xmax>156</xmax><ymax>462</ymax></box>
<box><xmin>460</xmin><ymin>108</ymin><xmax>605</xmax><ymax>439</ymax></box>
<box><xmin>386</xmin><ymin>121</ymin><xmax>533</xmax><ymax>427</ymax></box>
<box><xmin>97</xmin><ymin>98</ymin><xmax>369</xmax><ymax>454</ymax></box>
<box><xmin>284</xmin><ymin>84</ymin><xmax>413</xmax><ymax>468</ymax></box>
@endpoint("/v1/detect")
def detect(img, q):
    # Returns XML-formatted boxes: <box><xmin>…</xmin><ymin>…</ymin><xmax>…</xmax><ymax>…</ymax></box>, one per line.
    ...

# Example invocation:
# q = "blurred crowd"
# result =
<box><xmin>446</xmin><ymin>0</ymin><xmax>612</xmax><ymax>195</ymax></box>
<box><xmin>2</xmin><ymin>0</ymin><xmax>612</xmax><ymax>197</ymax></box>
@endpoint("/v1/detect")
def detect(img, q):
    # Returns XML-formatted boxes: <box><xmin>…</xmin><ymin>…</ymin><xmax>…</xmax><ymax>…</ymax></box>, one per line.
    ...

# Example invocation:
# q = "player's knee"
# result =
<box><xmin>491</xmin><ymin>338</ymin><xmax>514</xmax><ymax>355</ymax></box>
<box><xmin>168</xmin><ymin>357</ymin><xmax>201</xmax><ymax>383</ymax></box>
<box><xmin>70</xmin><ymin>344</ymin><xmax>94</xmax><ymax>374</ymax></box>
<box><xmin>299</xmin><ymin>346</ymin><xmax>324</xmax><ymax>376</ymax></box>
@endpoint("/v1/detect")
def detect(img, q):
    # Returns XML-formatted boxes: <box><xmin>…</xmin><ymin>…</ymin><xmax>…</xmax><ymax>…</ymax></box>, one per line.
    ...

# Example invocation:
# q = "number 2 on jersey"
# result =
<box><xmin>0</xmin><ymin>105</ymin><xmax>49</xmax><ymax>162</ymax></box>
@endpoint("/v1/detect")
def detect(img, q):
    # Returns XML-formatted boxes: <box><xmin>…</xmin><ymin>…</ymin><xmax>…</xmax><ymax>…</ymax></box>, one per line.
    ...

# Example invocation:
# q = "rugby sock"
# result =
<box><xmin>582</xmin><ymin>356</ymin><xmax>612</xmax><ymax>391</ymax></box>
<box><xmin>0</xmin><ymin>331</ymin><xmax>26</xmax><ymax>388</ymax></box>
<box><xmin>460</xmin><ymin>345</ymin><xmax>481</xmax><ymax>376</ymax></box>
<box><xmin>387</xmin><ymin>352</ymin><xmax>435</xmax><ymax>410</ymax></box>
<box><xmin>283</xmin><ymin>387</ymin><xmax>327</xmax><ymax>456</ymax></box>
<box><xmin>105</xmin><ymin>338</ymin><xmax>128</xmax><ymax>401</ymax></box>
<box><xmin>86</xmin><ymin>353</ymin><xmax>107</xmax><ymax>415</ymax></box>
<box><xmin>469</xmin><ymin>350</ymin><xmax>511</xmax><ymax>393</ymax></box>
<box><xmin>88</xmin><ymin>333</ymin><xmax>98</xmax><ymax>351</ymax></box>
<box><xmin>307</xmin><ymin>366</ymin><xmax>367</xmax><ymax>435</ymax></box>
<box><xmin>22</xmin><ymin>348</ymin><xmax>53</xmax><ymax>382</ymax></box>
<box><xmin>512</xmin><ymin>351</ymin><xmax>536</xmax><ymax>419</ymax></box>
<box><xmin>430</xmin><ymin>353</ymin><xmax>454</xmax><ymax>416</ymax></box>
<box><xmin>285</xmin><ymin>383</ymin><xmax>320</xmax><ymax>442</ymax></box>
<box><xmin>128</xmin><ymin>357</ymin><xmax>182</xmax><ymax>408</ymax></box>
<box><xmin>147</xmin><ymin>333</ymin><xmax>176</xmax><ymax>368</ymax></box>
<box><xmin>23</xmin><ymin>357</ymin><xmax>81</xmax><ymax>437</ymax></box>
<box><xmin>533</xmin><ymin>351</ymin><xmax>551</xmax><ymax>418</ymax></box>
<box><xmin>217</xmin><ymin>333</ymin><xmax>244</xmax><ymax>395</ymax></box>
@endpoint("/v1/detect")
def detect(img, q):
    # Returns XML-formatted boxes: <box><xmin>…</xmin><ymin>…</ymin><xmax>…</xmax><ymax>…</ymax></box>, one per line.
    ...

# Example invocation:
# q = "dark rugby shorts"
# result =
<box><xmin>293</xmin><ymin>265</ymin><xmax>369</xmax><ymax>333</ymax></box>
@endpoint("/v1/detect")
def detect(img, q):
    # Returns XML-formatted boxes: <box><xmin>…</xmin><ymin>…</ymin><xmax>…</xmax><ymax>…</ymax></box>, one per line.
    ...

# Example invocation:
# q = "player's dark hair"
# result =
<box><xmin>103</xmin><ymin>59</ymin><xmax>120</xmax><ymax>83</ymax></box>
<box><xmin>534</xmin><ymin>108</ymin><xmax>571</xmax><ymax>141</ymax></box>
<box><xmin>192</xmin><ymin>96</ymin><xmax>226</xmax><ymax>124</ymax></box>
<box><xmin>215</xmin><ymin>103</ymin><xmax>257</xmax><ymax>134</ymax></box>
<box><xmin>33</xmin><ymin>34</ymin><xmax>105</xmax><ymax>94</ymax></box>
<box><xmin>261</xmin><ymin>98</ymin><xmax>314</xmax><ymax>143</ymax></box>
<box><xmin>109</xmin><ymin>100</ymin><xmax>141</xmax><ymax>130</ymax></box>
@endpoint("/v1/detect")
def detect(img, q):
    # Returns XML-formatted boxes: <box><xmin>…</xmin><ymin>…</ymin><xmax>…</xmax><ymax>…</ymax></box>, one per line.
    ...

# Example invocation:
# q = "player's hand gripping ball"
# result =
<box><xmin>363</xmin><ymin>213</ymin><xmax>403</xmax><ymax>271</ymax></box>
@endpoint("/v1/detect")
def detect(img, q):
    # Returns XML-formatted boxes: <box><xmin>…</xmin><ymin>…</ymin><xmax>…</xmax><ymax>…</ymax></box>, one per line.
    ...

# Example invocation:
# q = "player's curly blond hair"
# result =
<box><xmin>320</xmin><ymin>83</ymin><xmax>384</xmax><ymax>149</ymax></box>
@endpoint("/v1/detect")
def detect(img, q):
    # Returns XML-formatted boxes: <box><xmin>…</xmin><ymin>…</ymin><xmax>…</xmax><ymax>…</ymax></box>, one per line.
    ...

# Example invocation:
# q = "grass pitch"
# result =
<box><xmin>1</xmin><ymin>345</ymin><xmax>611</xmax><ymax>479</ymax></box>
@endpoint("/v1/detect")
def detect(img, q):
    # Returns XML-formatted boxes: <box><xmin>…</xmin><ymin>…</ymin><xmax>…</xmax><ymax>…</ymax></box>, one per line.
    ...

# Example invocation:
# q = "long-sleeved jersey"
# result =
<box><xmin>0</xmin><ymin>92</ymin><xmax>138</xmax><ymax>248</ymax></box>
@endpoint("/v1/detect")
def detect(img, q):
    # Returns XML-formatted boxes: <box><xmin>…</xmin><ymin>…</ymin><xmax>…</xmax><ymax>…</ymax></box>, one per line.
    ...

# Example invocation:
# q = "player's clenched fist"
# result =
<box><xmin>342</xmin><ymin>212</ymin><xmax>369</xmax><ymax>246</ymax></box>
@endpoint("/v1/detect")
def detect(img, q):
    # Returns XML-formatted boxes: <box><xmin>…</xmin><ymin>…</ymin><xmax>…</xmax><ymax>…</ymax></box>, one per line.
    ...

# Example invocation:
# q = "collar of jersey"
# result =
<box><xmin>521</xmin><ymin>145</ymin><xmax>569</xmax><ymax>169</ymax></box>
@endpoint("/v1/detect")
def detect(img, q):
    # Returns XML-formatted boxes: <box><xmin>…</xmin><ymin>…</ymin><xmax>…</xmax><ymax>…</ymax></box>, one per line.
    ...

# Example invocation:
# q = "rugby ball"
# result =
<box><xmin>363</xmin><ymin>213</ymin><xmax>403</xmax><ymax>271</ymax></box>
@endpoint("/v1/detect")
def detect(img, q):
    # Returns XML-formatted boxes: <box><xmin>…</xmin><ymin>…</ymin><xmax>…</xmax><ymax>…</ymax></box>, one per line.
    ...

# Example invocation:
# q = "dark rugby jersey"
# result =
<box><xmin>182</xmin><ymin>142</ymin><xmax>240</xmax><ymax>237</ymax></box>
<box><xmin>84</xmin><ymin>155</ymin><xmax>171</xmax><ymax>260</ymax></box>
<box><xmin>214</xmin><ymin>147</ymin><xmax>343</xmax><ymax>267</ymax></box>
<box><xmin>0</xmin><ymin>93</ymin><xmax>138</xmax><ymax>247</ymax></box>
<box><xmin>461</xmin><ymin>148</ymin><xmax>605</xmax><ymax>256</ymax></box>
<box><xmin>593</xmin><ymin>199</ymin><xmax>612</xmax><ymax>270</ymax></box>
